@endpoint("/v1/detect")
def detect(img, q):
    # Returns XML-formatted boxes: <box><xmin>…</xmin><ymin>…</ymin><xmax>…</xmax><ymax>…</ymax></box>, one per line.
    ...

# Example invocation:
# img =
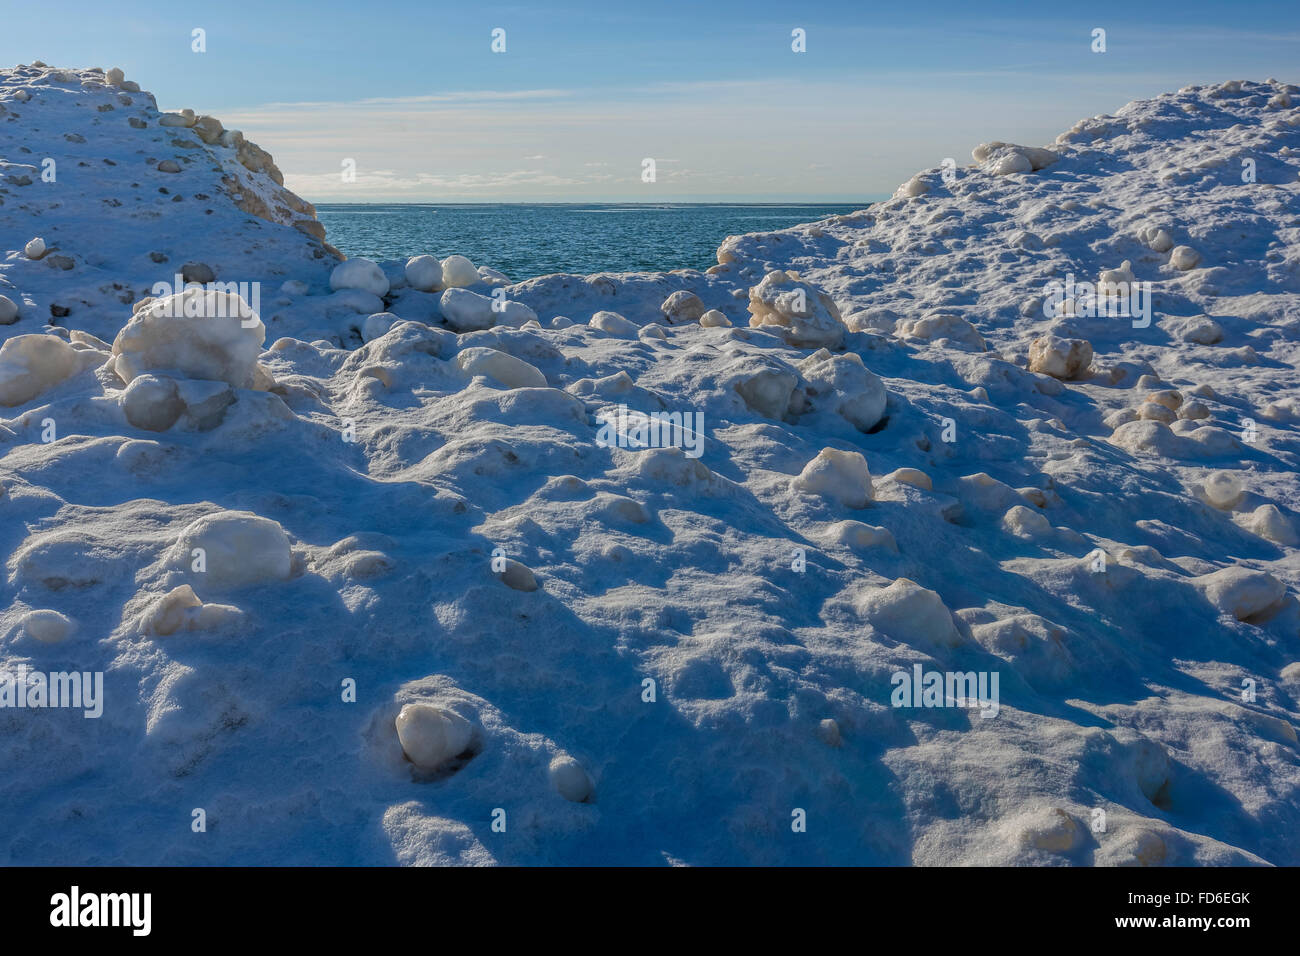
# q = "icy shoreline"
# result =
<box><xmin>2</xmin><ymin>64</ymin><xmax>1299</xmax><ymax>865</ymax></box>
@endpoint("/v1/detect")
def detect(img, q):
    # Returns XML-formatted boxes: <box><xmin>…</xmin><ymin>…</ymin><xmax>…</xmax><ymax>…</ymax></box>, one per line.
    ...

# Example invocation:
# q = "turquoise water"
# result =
<box><xmin>315</xmin><ymin>203</ymin><xmax>866</xmax><ymax>281</ymax></box>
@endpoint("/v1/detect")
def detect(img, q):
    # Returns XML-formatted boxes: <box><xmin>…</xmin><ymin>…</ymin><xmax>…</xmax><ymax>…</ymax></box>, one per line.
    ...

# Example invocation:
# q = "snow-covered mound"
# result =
<box><xmin>0</xmin><ymin>64</ymin><xmax>338</xmax><ymax>345</ymax></box>
<box><xmin>2</xmin><ymin>69</ymin><xmax>1299</xmax><ymax>866</ymax></box>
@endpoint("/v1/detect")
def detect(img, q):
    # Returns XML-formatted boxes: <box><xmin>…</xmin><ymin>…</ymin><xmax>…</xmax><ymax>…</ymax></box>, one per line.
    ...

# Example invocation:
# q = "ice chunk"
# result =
<box><xmin>1028</xmin><ymin>335</ymin><xmax>1092</xmax><ymax>379</ymax></box>
<box><xmin>1246</xmin><ymin>504</ymin><xmax>1298</xmax><ymax>546</ymax></box>
<box><xmin>170</xmin><ymin>511</ymin><xmax>292</xmax><ymax>588</ymax></box>
<box><xmin>1203</xmin><ymin>471</ymin><xmax>1244</xmax><ymax>509</ymax></box>
<box><xmin>1196</xmin><ymin>566</ymin><xmax>1287</xmax><ymax>621</ymax></box>
<box><xmin>122</xmin><ymin>373</ymin><xmax>185</xmax><ymax>431</ymax></box>
<box><xmin>456</xmin><ymin>347</ymin><xmax>546</xmax><ymax>389</ymax></box>
<box><xmin>747</xmin><ymin>270</ymin><xmax>846</xmax><ymax>349</ymax></box>
<box><xmin>440</xmin><ymin>288</ymin><xmax>496</xmax><ymax>332</ymax></box>
<box><xmin>791</xmin><ymin>448</ymin><xmax>873</xmax><ymax>509</ymax></box>
<box><xmin>857</xmin><ymin>577</ymin><xmax>961</xmax><ymax>648</ymax></box>
<box><xmin>395</xmin><ymin>703</ymin><xmax>474</xmax><ymax>771</ymax></box>
<box><xmin>798</xmin><ymin>350</ymin><xmax>887</xmax><ymax>431</ymax></box>
<box><xmin>440</xmin><ymin>255</ymin><xmax>480</xmax><ymax>289</ymax></box>
<box><xmin>589</xmin><ymin>311</ymin><xmax>639</xmax><ymax>337</ymax></box>
<box><xmin>329</xmin><ymin>258</ymin><xmax>390</xmax><ymax>298</ymax></box>
<box><xmin>0</xmin><ymin>334</ymin><xmax>97</xmax><ymax>406</ymax></box>
<box><xmin>111</xmin><ymin>288</ymin><xmax>266</xmax><ymax>389</ymax></box>
<box><xmin>20</xmin><ymin>609</ymin><xmax>74</xmax><ymax>644</ymax></box>
<box><xmin>549</xmin><ymin>755</ymin><xmax>593</xmax><ymax>802</ymax></box>
<box><xmin>1169</xmin><ymin>245</ymin><xmax>1201</xmax><ymax>271</ymax></box>
<box><xmin>896</xmin><ymin>313</ymin><xmax>985</xmax><ymax>351</ymax></box>
<box><xmin>405</xmin><ymin>255</ymin><xmax>443</xmax><ymax>292</ymax></box>
<box><xmin>660</xmin><ymin>290</ymin><xmax>706</xmax><ymax>324</ymax></box>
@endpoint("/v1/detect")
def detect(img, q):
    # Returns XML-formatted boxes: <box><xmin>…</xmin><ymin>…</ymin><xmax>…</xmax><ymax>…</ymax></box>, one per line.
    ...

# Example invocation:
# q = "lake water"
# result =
<box><xmin>315</xmin><ymin>203</ymin><xmax>866</xmax><ymax>282</ymax></box>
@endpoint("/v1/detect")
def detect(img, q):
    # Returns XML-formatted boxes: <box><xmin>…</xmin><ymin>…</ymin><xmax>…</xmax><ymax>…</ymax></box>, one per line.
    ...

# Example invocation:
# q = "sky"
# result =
<box><xmin>3</xmin><ymin>0</ymin><xmax>1298</xmax><ymax>202</ymax></box>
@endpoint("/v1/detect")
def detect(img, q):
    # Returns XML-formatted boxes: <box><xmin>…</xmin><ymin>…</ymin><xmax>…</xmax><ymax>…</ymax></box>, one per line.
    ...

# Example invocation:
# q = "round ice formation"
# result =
<box><xmin>896</xmin><ymin>313</ymin><xmax>985</xmax><ymax>351</ymax></box>
<box><xmin>589</xmin><ymin>311</ymin><xmax>639</xmax><ymax>337</ymax></box>
<box><xmin>405</xmin><ymin>255</ymin><xmax>442</xmax><ymax>292</ymax></box>
<box><xmin>818</xmin><ymin>718</ymin><xmax>842</xmax><ymax>747</ymax></box>
<box><xmin>497</xmin><ymin>558</ymin><xmax>539</xmax><ymax>592</ymax></box>
<box><xmin>111</xmin><ymin>288</ymin><xmax>267</xmax><ymax>389</ymax></box>
<box><xmin>440</xmin><ymin>288</ymin><xmax>496</xmax><ymax>332</ymax></box>
<box><xmin>440</xmin><ymin>255</ymin><xmax>480</xmax><ymax>289</ymax></box>
<box><xmin>24</xmin><ymin>237</ymin><xmax>46</xmax><ymax>260</ymax></box>
<box><xmin>1169</xmin><ymin>245</ymin><xmax>1201</xmax><ymax>270</ymax></box>
<box><xmin>395</xmin><ymin>703</ymin><xmax>473</xmax><ymax>771</ymax></box>
<box><xmin>746</xmin><ymin>270</ymin><xmax>846</xmax><ymax>349</ymax></box>
<box><xmin>797</xmin><ymin>350</ymin><xmax>887</xmax><ymax>431</ymax></box>
<box><xmin>1247</xmin><ymin>504</ymin><xmax>1299</xmax><ymax>545</ymax></box>
<box><xmin>1018</xmin><ymin>808</ymin><xmax>1082</xmax><ymax>853</ymax></box>
<box><xmin>171</xmin><ymin>510</ymin><xmax>292</xmax><ymax>588</ymax></box>
<box><xmin>0</xmin><ymin>295</ymin><xmax>18</xmax><ymax>325</ymax></box>
<box><xmin>1203</xmin><ymin>471</ymin><xmax>1244</xmax><ymax>509</ymax></box>
<box><xmin>791</xmin><ymin>448</ymin><xmax>873</xmax><ymax>509</ymax></box>
<box><xmin>1028</xmin><ymin>335</ymin><xmax>1092</xmax><ymax>380</ymax></box>
<box><xmin>660</xmin><ymin>290</ymin><xmax>706</xmax><ymax>324</ymax></box>
<box><xmin>329</xmin><ymin>258</ymin><xmax>390</xmax><ymax>298</ymax></box>
<box><xmin>699</xmin><ymin>309</ymin><xmax>731</xmax><ymax>328</ymax></box>
<box><xmin>122</xmin><ymin>373</ymin><xmax>184</xmax><ymax>431</ymax></box>
<box><xmin>456</xmin><ymin>347</ymin><xmax>546</xmax><ymax>389</ymax></box>
<box><xmin>548</xmin><ymin>755</ymin><xmax>593</xmax><ymax>802</ymax></box>
<box><xmin>823</xmin><ymin>520</ymin><xmax>898</xmax><ymax>552</ymax></box>
<box><xmin>0</xmin><ymin>333</ymin><xmax>88</xmax><ymax>406</ymax></box>
<box><xmin>857</xmin><ymin>577</ymin><xmax>962</xmax><ymax>648</ymax></box>
<box><xmin>1197</xmin><ymin>566</ymin><xmax>1287</xmax><ymax>621</ymax></box>
<box><xmin>20</xmin><ymin>609</ymin><xmax>74</xmax><ymax>644</ymax></box>
<box><xmin>362</xmin><ymin>312</ymin><xmax>400</xmax><ymax>343</ymax></box>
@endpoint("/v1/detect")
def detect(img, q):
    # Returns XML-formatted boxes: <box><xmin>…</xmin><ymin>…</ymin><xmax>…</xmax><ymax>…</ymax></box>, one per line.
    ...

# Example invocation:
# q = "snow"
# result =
<box><xmin>2</xmin><ymin>66</ymin><xmax>1300</xmax><ymax>866</ymax></box>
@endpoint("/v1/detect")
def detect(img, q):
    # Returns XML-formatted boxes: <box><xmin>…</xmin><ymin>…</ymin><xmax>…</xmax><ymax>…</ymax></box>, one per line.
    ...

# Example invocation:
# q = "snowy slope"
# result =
<box><xmin>1</xmin><ymin>67</ymin><xmax>1299</xmax><ymax>866</ymax></box>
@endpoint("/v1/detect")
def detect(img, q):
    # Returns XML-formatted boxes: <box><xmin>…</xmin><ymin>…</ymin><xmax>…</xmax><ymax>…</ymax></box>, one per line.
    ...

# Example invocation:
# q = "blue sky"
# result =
<box><xmin>4</xmin><ymin>0</ymin><xmax>1297</xmax><ymax>201</ymax></box>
